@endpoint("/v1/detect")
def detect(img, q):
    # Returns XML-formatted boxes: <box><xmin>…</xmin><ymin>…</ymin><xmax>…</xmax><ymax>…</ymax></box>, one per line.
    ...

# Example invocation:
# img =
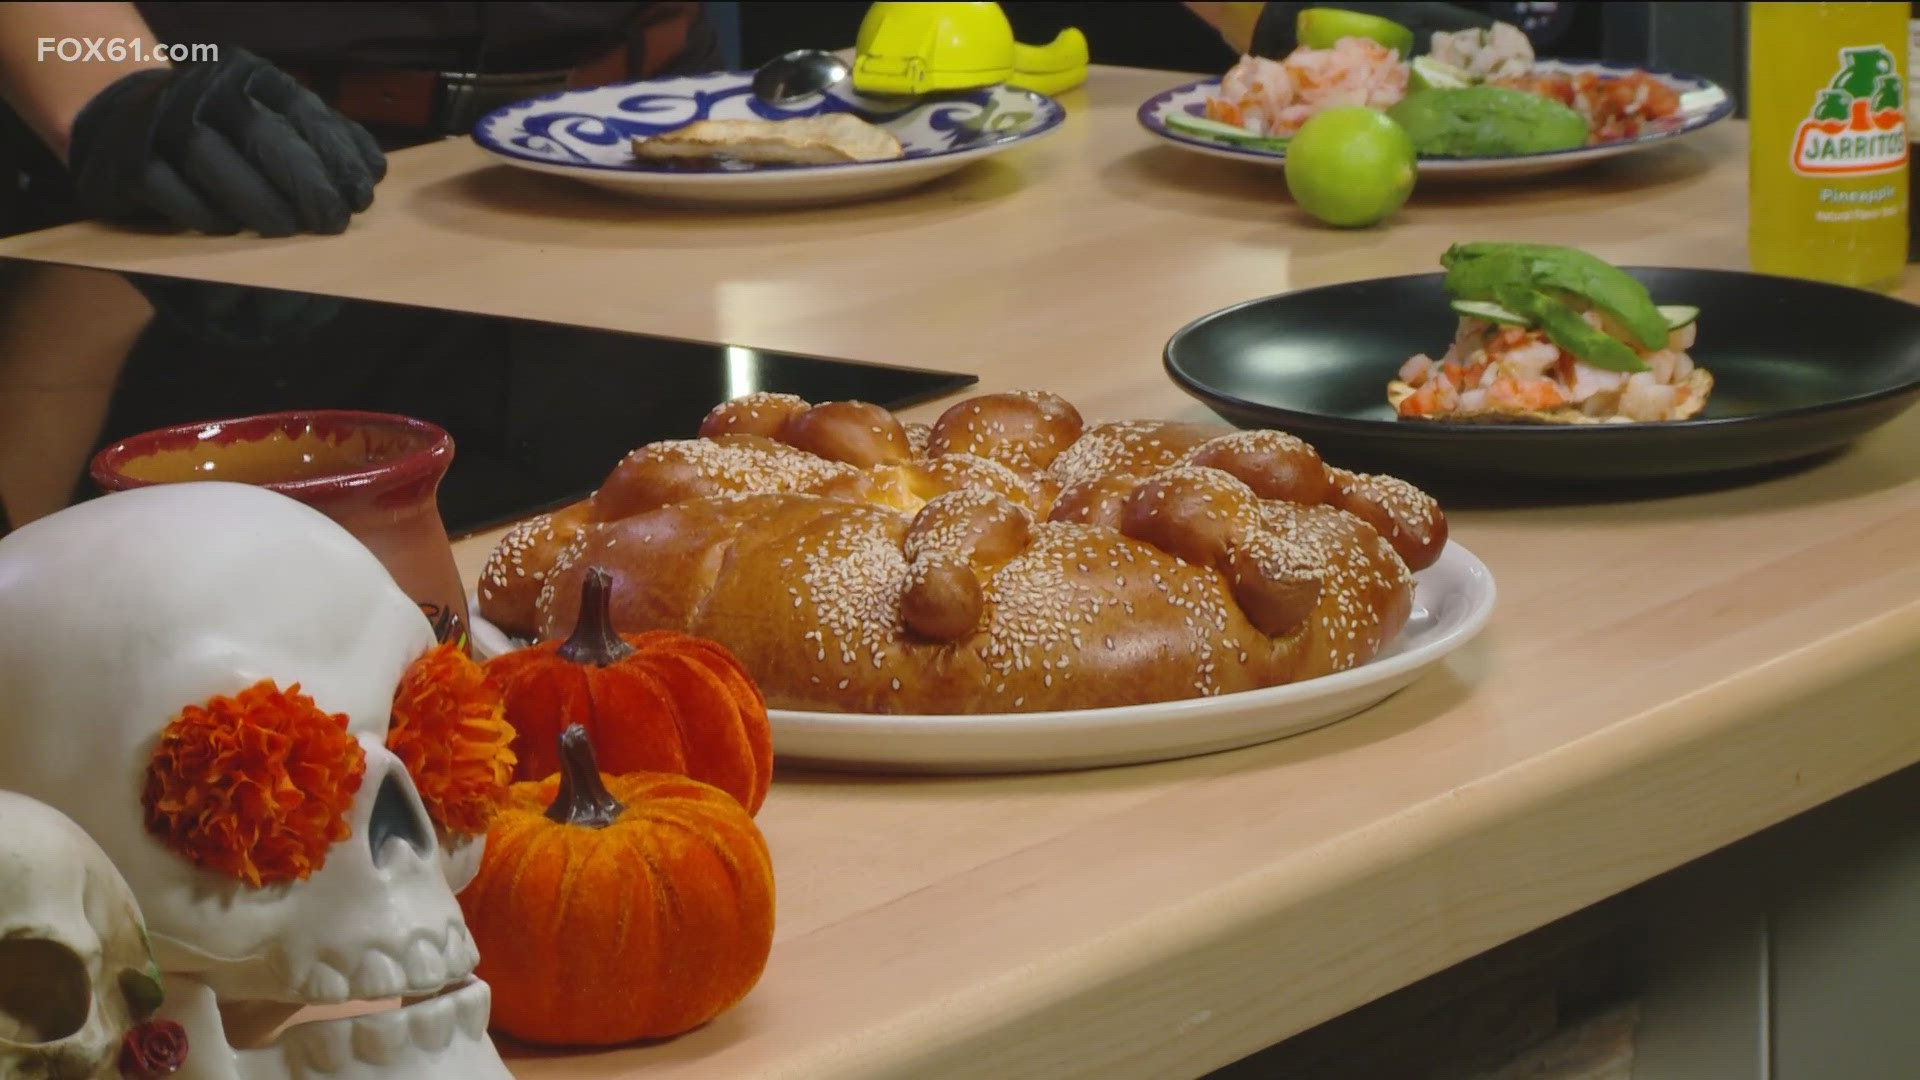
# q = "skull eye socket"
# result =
<box><xmin>0</xmin><ymin>937</ymin><xmax>90</xmax><ymax>1043</ymax></box>
<box><xmin>142</xmin><ymin>680</ymin><xmax>366</xmax><ymax>888</ymax></box>
<box><xmin>387</xmin><ymin>643</ymin><xmax>518</xmax><ymax>837</ymax></box>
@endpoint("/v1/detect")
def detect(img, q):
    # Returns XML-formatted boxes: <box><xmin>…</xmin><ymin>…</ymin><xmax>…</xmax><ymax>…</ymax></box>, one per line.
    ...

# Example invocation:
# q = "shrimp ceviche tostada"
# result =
<box><xmin>1390</xmin><ymin>244</ymin><xmax>1711</xmax><ymax>424</ymax></box>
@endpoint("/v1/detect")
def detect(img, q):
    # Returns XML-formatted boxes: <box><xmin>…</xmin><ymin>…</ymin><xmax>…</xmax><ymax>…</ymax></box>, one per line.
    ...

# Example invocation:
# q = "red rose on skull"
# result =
<box><xmin>119</xmin><ymin>1019</ymin><xmax>188</xmax><ymax>1077</ymax></box>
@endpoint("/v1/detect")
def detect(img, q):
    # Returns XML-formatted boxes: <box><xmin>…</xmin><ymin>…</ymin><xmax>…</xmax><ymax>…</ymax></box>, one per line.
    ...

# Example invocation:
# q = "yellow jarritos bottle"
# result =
<box><xmin>1749</xmin><ymin>2</ymin><xmax>1910</xmax><ymax>290</ymax></box>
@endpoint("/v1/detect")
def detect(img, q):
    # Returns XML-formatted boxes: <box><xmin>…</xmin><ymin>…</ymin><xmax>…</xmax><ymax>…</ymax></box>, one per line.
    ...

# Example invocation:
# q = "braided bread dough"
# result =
<box><xmin>479</xmin><ymin>391</ymin><xmax>1446</xmax><ymax>713</ymax></box>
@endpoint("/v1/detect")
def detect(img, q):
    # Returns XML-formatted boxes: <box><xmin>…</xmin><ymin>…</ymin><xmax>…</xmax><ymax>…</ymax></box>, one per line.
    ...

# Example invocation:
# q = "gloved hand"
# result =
<box><xmin>68</xmin><ymin>48</ymin><xmax>385</xmax><ymax>237</ymax></box>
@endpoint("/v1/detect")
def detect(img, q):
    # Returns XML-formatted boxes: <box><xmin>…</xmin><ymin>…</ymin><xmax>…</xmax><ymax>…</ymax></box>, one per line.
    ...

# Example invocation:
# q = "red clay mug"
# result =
<box><xmin>90</xmin><ymin>410</ymin><xmax>470</xmax><ymax>648</ymax></box>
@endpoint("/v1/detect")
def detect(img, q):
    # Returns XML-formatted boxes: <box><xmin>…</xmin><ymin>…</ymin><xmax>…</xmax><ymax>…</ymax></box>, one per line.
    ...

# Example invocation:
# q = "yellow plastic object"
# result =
<box><xmin>1011</xmin><ymin>28</ymin><xmax>1089</xmax><ymax>95</ymax></box>
<box><xmin>853</xmin><ymin>2</ymin><xmax>1088</xmax><ymax>97</ymax></box>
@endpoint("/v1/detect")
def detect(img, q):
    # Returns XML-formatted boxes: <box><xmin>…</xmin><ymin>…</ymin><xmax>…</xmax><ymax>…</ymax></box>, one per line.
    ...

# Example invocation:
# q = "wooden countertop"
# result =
<box><xmin>8</xmin><ymin>65</ymin><xmax>1920</xmax><ymax>1080</ymax></box>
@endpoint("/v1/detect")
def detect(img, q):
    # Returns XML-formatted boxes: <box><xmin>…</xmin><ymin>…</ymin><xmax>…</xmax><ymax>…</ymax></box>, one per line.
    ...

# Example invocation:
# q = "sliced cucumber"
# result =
<box><xmin>1658</xmin><ymin>304</ymin><xmax>1700</xmax><ymax>329</ymax></box>
<box><xmin>1165</xmin><ymin>111</ymin><xmax>1292</xmax><ymax>151</ymax></box>
<box><xmin>1449</xmin><ymin>298</ymin><xmax>1531</xmax><ymax>326</ymax></box>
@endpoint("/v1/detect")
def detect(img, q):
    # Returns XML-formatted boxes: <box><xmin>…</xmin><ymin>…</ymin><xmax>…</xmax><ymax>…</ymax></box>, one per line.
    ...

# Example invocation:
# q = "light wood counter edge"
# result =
<box><xmin>763</xmin><ymin>599</ymin><xmax>1920</xmax><ymax>1080</ymax></box>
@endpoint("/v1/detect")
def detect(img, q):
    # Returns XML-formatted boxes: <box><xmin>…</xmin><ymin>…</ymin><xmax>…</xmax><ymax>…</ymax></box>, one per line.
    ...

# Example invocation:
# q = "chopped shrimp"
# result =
<box><xmin>1398</xmin><ymin>354</ymin><xmax>1435</xmax><ymax>384</ymax></box>
<box><xmin>1430</xmin><ymin>23</ymin><xmax>1535</xmax><ymax>82</ymax></box>
<box><xmin>1209</xmin><ymin>55</ymin><xmax>1296</xmax><ymax>135</ymax></box>
<box><xmin>1495</xmin><ymin>339</ymin><xmax>1561</xmax><ymax>380</ymax></box>
<box><xmin>1207</xmin><ymin>38</ymin><xmax>1408</xmax><ymax>138</ymax></box>
<box><xmin>1567</xmin><ymin>364</ymin><xmax>1626</xmax><ymax>404</ymax></box>
<box><xmin>1618</xmin><ymin>373</ymin><xmax>1678</xmax><ymax>421</ymax></box>
<box><xmin>1396</xmin><ymin>311</ymin><xmax>1702</xmax><ymax>422</ymax></box>
<box><xmin>1399</xmin><ymin>379</ymin><xmax>1459</xmax><ymax>417</ymax></box>
<box><xmin>1642</xmin><ymin>349</ymin><xmax>1695</xmax><ymax>384</ymax></box>
<box><xmin>1488</xmin><ymin>376</ymin><xmax>1568</xmax><ymax>411</ymax></box>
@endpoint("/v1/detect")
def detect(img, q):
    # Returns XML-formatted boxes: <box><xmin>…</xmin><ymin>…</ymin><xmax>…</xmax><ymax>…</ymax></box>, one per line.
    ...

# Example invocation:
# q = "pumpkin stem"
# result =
<box><xmin>556</xmin><ymin>568</ymin><xmax>636</xmax><ymax>666</ymax></box>
<box><xmin>546</xmin><ymin>725</ymin><xmax>627</xmax><ymax>828</ymax></box>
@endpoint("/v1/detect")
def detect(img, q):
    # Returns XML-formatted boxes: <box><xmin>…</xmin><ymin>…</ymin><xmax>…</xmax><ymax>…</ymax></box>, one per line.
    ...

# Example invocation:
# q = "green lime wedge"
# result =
<box><xmin>1410</xmin><ymin>55</ymin><xmax>1475</xmax><ymax>91</ymax></box>
<box><xmin>1297</xmin><ymin>7</ymin><xmax>1416</xmax><ymax>57</ymax></box>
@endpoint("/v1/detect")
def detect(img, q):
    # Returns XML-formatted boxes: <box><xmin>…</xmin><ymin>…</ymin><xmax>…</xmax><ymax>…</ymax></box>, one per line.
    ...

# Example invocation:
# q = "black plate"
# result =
<box><xmin>1164</xmin><ymin>268</ymin><xmax>1920</xmax><ymax>483</ymax></box>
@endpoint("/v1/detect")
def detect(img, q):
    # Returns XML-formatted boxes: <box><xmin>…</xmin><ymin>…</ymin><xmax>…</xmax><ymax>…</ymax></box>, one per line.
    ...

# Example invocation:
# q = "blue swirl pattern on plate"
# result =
<box><xmin>474</xmin><ymin>71</ymin><xmax>1066</xmax><ymax>173</ymax></box>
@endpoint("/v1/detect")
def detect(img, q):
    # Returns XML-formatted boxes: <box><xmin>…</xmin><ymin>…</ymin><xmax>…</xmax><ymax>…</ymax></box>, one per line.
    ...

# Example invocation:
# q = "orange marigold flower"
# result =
<box><xmin>389</xmin><ymin>642</ymin><xmax>517</xmax><ymax>836</ymax></box>
<box><xmin>143</xmin><ymin>681</ymin><xmax>365</xmax><ymax>888</ymax></box>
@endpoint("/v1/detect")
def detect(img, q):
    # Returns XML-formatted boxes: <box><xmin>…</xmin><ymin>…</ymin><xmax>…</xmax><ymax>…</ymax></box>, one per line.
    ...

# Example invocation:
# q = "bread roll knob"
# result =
<box><xmin>926</xmin><ymin>391</ymin><xmax>1086</xmax><ymax>472</ymax></box>
<box><xmin>904</xmin><ymin>489</ymin><xmax>1032</xmax><ymax>568</ymax></box>
<box><xmin>1116</xmin><ymin>467</ymin><xmax>1258</xmax><ymax>573</ymax></box>
<box><xmin>478</xmin><ymin>501</ymin><xmax>595</xmax><ymax>638</ymax></box>
<box><xmin>699</xmin><ymin>392</ymin><xmax>812</xmax><ymax>439</ymax></box>
<box><xmin>1225</xmin><ymin>542</ymin><xmax>1323</xmax><ymax>637</ymax></box>
<box><xmin>592</xmin><ymin>437</ymin><xmax>853</xmax><ymax>522</ymax></box>
<box><xmin>1185</xmin><ymin>430</ymin><xmax>1332</xmax><ymax>506</ymax></box>
<box><xmin>779</xmin><ymin>400</ymin><xmax>915</xmax><ymax>467</ymax></box>
<box><xmin>1047</xmin><ymin>474</ymin><xmax>1142</xmax><ymax>531</ymax></box>
<box><xmin>1327</xmin><ymin>468</ymin><xmax>1448</xmax><ymax>572</ymax></box>
<box><xmin>900</xmin><ymin>551</ymin><xmax>984</xmax><ymax>642</ymax></box>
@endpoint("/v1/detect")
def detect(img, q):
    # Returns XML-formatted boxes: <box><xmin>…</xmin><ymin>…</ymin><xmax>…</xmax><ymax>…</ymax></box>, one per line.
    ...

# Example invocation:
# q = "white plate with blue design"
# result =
<box><xmin>468</xmin><ymin>541</ymin><xmax>1495</xmax><ymax>774</ymax></box>
<box><xmin>471</xmin><ymin>71</ymin><xmax>1066</xmax><ymax>206</ymax></box>
<box><xmin>1138</xmin><ymin>60</ymin><xmax>1733</xmax><ymax>182</ymax></box>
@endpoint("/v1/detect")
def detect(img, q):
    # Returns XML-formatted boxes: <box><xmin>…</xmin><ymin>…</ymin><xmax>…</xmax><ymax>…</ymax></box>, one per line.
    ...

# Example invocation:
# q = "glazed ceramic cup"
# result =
<box><xmin>91</xmin><ymin>410</ymin><xmax>469</xmax><ymax>647</ymax></box>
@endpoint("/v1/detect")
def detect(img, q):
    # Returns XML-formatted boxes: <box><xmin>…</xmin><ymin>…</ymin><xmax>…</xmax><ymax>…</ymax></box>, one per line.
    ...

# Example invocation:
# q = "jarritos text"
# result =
<box><xmin>1793</xmin><ymin>45</ymin><xmax>1907</xmax><ymax>176</ymax></box>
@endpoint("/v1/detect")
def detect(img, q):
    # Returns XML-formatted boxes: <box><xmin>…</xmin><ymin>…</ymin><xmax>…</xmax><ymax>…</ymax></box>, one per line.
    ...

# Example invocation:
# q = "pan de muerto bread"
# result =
<box><xmin>479</xmin><ymin>391</ymin><xmax>1445</xmax><ymax>713</ymax></box>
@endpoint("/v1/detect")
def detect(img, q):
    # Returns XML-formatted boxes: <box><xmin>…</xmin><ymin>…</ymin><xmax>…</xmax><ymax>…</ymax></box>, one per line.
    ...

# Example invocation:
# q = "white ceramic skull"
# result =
<box><xmin>0</xmin><ymin>482</ymin><xmax>512</xmax><ymax>1080</ymax></box>
<box><xmin>0</xmin><ymin>790</ymin><xmax>163</xmax><ymax>1080</ymax></box>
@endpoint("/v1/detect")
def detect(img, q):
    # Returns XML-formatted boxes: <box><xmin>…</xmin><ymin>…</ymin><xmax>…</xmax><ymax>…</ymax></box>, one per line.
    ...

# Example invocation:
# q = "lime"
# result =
<box><xmin>1296</xmin><ymin>7</ymin><xmax>1416</xmax><ymax>57</ymax></box>
<box><xmin>1283</xmin><ymin>106</ymin><xmax>1417</xmax><ymax>228</ymax></box>
<box><xmin>1410</xmin><ymin>55</ymin><xmax>1475</xmax><ymax>91</ymax></box>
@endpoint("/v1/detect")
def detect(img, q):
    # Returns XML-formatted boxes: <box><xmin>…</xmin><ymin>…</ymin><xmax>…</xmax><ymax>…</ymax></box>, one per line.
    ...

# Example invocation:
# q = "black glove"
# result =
<box><xmin>1251</xmin><ymin>2</ymin><xmax>1498</xmax><ymax>58</ymax></box>
<box><xmin>69</xmin><ymin>49</ymin><xmax>386</xmax><ymax>237</ymax></box>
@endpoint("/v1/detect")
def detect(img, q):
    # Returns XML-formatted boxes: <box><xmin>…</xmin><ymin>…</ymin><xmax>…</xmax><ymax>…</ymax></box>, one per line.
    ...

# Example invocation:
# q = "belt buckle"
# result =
<box><xmin>436</xmin><ymin>69</ymin><xmax>573</xmax><ymax>134</ymax></box>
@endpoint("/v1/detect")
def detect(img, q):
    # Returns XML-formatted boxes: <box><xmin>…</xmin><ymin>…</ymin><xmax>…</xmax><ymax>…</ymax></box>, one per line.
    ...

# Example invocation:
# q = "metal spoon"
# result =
<box><xmin>751</xmin><ymin>49</ymin><xmax>852</xmax><ymax>107</ymax></box>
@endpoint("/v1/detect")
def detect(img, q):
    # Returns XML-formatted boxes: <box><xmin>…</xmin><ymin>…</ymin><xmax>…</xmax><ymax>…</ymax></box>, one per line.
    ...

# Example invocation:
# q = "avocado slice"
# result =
<box><xmin>1387</xmin><ymin>87</ymin><xmax>1589</xmax><ymax>157</ymax></box>
<box><xmin>1493</xmin><ymin>284</ymin><xmax>1650</xmax><ymax>373</ymax></box>
<box><xmin>1445</xmin><ymin>243</ymin><xmax>1669</xmax><ymax>349</ymax></box>
<box><xmin>1441</xmin><ymin>244</ymin><xmax>1532</xmax><ymax>302</ymax></box>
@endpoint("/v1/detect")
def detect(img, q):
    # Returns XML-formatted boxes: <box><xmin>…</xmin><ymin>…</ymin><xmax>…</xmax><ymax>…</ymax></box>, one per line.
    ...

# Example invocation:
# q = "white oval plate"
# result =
<box><xmin>1137</xmin><ymin>59</ymin><xmax>1732</xmax><ymax>182</ymax></box>
<box><xmin>471</xmin><ymin>71</ymin><xmax>1065</xmax><ymax>207</ymax></box>
<box><xmin>471</xmin><ymin>541</ymin><xmax>1494</xmax><ymax>774</ymax></box>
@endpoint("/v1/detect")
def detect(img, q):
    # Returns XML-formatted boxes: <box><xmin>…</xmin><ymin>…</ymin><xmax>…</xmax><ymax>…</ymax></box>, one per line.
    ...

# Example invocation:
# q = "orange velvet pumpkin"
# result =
<box><xmin>483</xmin><ymin>568</ymin><xmax>773</xmax><ymax>814</ymax></box>
<box><xmin>460</xmin><ymin>725</ymin><xmax>776</xmax><ymax>1046</ymax></box>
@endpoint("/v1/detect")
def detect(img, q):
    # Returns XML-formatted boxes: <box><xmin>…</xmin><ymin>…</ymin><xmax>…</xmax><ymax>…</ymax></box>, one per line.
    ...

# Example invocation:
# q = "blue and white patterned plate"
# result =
<box><xmin>472</xmin><ymin>71</ymin><xmax>1066</xmax><ymax>206</ymax></box>
<box><xmin>1138</xmin><ymin>60</ymin><xmax>1733</xmax><ymax>181</ymax></box>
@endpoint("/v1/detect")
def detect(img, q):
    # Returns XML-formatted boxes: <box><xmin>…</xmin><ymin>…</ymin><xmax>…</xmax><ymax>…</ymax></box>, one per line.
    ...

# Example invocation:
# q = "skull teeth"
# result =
<box><xmin>301</xmin><ymin>961</ymin><xmax>352</xmax><ymax>1004</ymax></box>
<box><xmin>446</xmin><ymin>925</ymin><xmax>480</xmax><ymax>975</ymax></box>
<box><xmin>455</xmin><ymin>980</ymin><xmax>492</xmax><ymax>1041</ymax></box>
<box><xmin>353</xmin><ymin>951</ymin><xmax>409</xmax><ymax>999</ymax></box>
<box><xmin>233</xmin><ymin>977</ymin><xmax>503</xmax><ymax>1075</ymax></box>
<box><xmin>411</xmin><ymin>990</ymin><xmax>458</xmax><ymax>1052</ymax></box>
<box><xmin>403</xmin><ymin>938</ymin><xmax>443</xmax><ymax>989</ymax></box>
<box><xmin>296</xmin><ymin>928</ymin><xmax>471</xmax><ymax>1005</ymax></box>
<box><xmin>349</xmin><ymin>1006</ymin><xmax>414</xmax><ymax>1063</ymax></box>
